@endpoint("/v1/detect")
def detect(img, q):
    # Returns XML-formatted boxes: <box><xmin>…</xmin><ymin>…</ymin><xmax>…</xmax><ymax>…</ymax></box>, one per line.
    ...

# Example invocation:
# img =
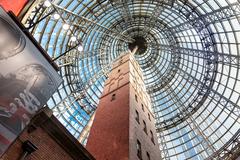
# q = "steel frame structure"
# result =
<box><xmin>20</xmin><ymin>0</ymin><xmax>240</xmax><ymax>159</ymax></box>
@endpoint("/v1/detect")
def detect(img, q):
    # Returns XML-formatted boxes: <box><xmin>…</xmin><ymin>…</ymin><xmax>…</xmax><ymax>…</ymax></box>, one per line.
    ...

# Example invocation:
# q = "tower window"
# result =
<box><xmin>146</xmin><ymin>152</ymin><xmax>151</xmax><ymax>160</ymax></box>
<box><xmin>148</xmin><ymin>113</ymin><xmax>151</xmax><ymax>121</ymax></box>
<box><xmin>137</xmin><ymin>140</ymin><xmax>142</xmax><ymax>159</ymax></box>
<box><xmin>141</xmin><ymin>104</ymin><xmax>144</xmax><ymax>112</ymax></box>
<box><xmin>111</xmin><ymin>94</ymin><xmax>116</xmax><ymax>101</ymax></box>
<box><xmin>143</xmin><ymin>120</ymin><xmax>147</xmax><ymax>134</ymax></box>
<box><xmin>150</xmin><ymin>130</ymin><xmax>155</xmax><ymax>144</ymax></box>
<box><xmin>135</xmin><ymin>110</ymin><xmax>140</xmax><ymax>124</ymax></box>
<box><xmin>135</xmin><ymin>94</ymin><xmax>138</xmax><ymax>102</ymax></box>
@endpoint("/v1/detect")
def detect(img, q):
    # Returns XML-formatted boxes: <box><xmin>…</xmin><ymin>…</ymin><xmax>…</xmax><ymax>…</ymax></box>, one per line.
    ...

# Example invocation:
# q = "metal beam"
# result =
<box><xmin>52</xmin><ymin>3</ymin><xmax>134</xmax><ymax>43</ymax></box>
<box><xmin>165</xmin><ymin>83</ymin><xmax>216</xmax><ymax>156</ymax></box>
<box><xmin>209</xmin><ymin>129</ymin><xmax>240</xmax><ymax>160</ymax></box>
<box><xmin>157</xmin><ymin>44</ymin><xmax>240</xmax><ymax>67</ymax></box>
<box><xmin>141</xmin><ymin>1</ymin><xmax>165</xmax><ymax>37</ymax></box>
<box><xmin>155</xmin><ymin>65</ymin><xmax>240</xmax><ymax>132</ymax></box>
<box><xmin>111</xmin><ymin>0</ymin><xmax>133</xmax><ymax>28</ymax></box>
<box><xmin>167</xmin><ymin>2</ymin><xmax>240</xmax><ymax>33</ymax></box>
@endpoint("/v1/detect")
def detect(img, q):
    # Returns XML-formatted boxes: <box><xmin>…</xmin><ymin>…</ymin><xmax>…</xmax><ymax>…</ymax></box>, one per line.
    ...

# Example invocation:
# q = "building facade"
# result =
<box><xmin>86</xmin><ymin>51</ymin><xmax>161</xmax><ymax>160</ymax></box>
<box><xmin>1</xmin><ymin>107</ymin><xmax>95</xmax><ymax>160</ymax></box>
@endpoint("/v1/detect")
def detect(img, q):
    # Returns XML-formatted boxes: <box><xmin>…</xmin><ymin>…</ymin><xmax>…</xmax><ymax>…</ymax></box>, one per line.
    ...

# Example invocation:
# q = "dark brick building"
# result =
<box><xmin>0</xmin><ymin>107</ymin><xmax>95</xmax><ymax>160</ymax></box>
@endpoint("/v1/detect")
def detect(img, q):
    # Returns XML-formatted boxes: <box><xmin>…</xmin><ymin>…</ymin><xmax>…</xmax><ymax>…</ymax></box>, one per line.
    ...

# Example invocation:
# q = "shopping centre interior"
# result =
<box><xmin>0</xmin><ymin>0</ymin><xmax>240</xmax><ymax>159</ymax></box>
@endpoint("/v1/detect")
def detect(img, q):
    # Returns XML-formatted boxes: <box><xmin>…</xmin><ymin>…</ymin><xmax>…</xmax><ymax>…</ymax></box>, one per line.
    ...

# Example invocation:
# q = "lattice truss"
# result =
<box><xmin>21</xmin><ymin>0</ymin><xmax>240</xmax><ymax>159</ymax></box>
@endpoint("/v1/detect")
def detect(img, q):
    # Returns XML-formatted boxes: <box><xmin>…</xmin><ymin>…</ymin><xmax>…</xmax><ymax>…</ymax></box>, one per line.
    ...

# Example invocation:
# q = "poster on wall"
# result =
<box><xmin>0</xmin><ymin>7</ymin><xmax>62</xmax><ymax>156</ymax></box>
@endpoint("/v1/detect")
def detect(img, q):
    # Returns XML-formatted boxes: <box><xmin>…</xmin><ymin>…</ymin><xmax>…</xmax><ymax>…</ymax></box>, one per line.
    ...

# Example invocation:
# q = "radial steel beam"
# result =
<box><xmin>141</xmin><ymin>23</ymin><xmax>179</xmax><ymax>69</ymax></box>
<box><xmin>153</xmin><ymin>2</ymin><xmax>219</xmax><ymax>131</ymax></box>
<box><xmin>55</xmin><ymin>49</ymin><xmax>107</xmax><ymax>67</ymax></box>
<box><xmin>52</xmin><ymin>91</ymin><xmax>92</xmax><ymax>120</ymax></box>
<box><xmin>141</xmin><ymin>1</ymin><xmax>165</xmax><ymax>37</ymax></box>
<box><xmin>165</xmin><ymin>83</ymin><xmax>216</xmax><ymax>157</ymax></box>
<box><xmin>51</xmin><ymin>3</ymin><xmax>134</xmax><ymax>43</ymax></box>
<box><xmin>111</xmin><ymin>0</ymin><xmax>133</xmax><ymax>28</ymax></box>
<box><xmin>145</xmin><ymin>24</ymin><xmax>181</xmax><ymax>91</ymax></box>
<box><xmin>157</xmin><ymin>44</ymin><xmax>240</xmax><ymax>67</ymax></box>
<box><xmin>23</xmin><ymin>2</ymin><xmax>51</xmax><ymax>30</ymax></box>
<box><xmin>71</xmin><ymin>58</ymin><xmax>111</xmax><ymax>94</ymax></box>
<box><xmin>167</xmin><ymin>2</ymin><xmax>240</xmax><ymax>33</ymax></box>
<box><xmin>53</xmin><ymin>48</ymin><xmax>105</xmax><ymax>62</ymax></box>
<box><xmin>53</xmin><ymin>62</ymin><xmax>111</xmax><ymax>118</ymax></box>
<box><xmin>96</xmin><ymin>0</ymin><xmax>123</xmax><ymax>24</ymax></box>
<box><xmin>146</xmin><ymin>44</ymin><xmax>180</xmax><ymax>93</ymax></box>
<box><xmin>209</xmin><ymin>129</ymin><xmax>240</xmax><ymax>160</ymax></box>
<box><xmin>156</xmin><ymin>65</ymin><xmax>240</xmax><ymax>132</ymax></box>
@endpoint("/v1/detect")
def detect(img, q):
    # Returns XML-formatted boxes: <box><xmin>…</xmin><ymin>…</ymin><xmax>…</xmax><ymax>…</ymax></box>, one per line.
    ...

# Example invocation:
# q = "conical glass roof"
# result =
<box><xmin>21</xmin><ymin>0</ymin><xmax>240</xmax><ymax>159</ymax></box>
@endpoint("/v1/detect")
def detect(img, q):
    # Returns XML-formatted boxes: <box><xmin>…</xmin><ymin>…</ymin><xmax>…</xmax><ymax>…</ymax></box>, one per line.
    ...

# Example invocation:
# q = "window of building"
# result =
<box><xmin>148</xmin><ymin>113</ymin><xmax>151</xmax><ymax>121</ymax></box>
<box><xmin>111</xmin><ymin>94</ymin><xmax>116</xmax><ymax>101</ymax></box>
<box><xmin>137</xmin><ymin>140</ymin><xmax>142</xmax><ymax>159</ymax></box>
<box><xmin>135</xmin><ymin>94</ymin><xmax>138</xmax><ymax>102</ymax></box>
<box><xmin>143</xmin><ymin>120</ymin><xmax>147</xmax><ymax>134</ymax></box>
<box><xmin>141</xmin><ymin>104</ymin><xmax>144</xmax><ymax>112</ymax></box>
<box><xmin>146</xmin><ymin>152</ymin><xmax>150</xmax><ymax>160</ymax></box>
<box><xmin>150</xmin><ymin>130</ymin><xmax>155</xmax><ymax>144</ymax></box>
<box><xmin>135</xmin><ymin>110</ymin><xmax>140</xmax><ymax>123</ymax></box>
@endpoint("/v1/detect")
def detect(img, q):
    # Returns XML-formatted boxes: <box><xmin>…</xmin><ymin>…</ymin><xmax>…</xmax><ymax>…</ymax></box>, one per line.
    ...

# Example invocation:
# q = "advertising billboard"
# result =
<box><xmin>0</xmin><ymin>7</ymin><xmax>62</xmax><ymax>156</ymax></box>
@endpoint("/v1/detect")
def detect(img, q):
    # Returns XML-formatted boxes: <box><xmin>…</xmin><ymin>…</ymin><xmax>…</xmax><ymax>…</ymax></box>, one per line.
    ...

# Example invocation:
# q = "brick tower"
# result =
<box><xmin>86</xmin><ymin>51</ymin><xmax>161</xmax><ymax>160</ymax></box>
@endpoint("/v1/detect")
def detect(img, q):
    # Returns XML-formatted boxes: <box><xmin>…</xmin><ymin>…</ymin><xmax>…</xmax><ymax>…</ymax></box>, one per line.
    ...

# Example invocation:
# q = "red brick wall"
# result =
<box><xmin>1</xmin><ymin>127</ymin><xmax>72</xmax><ymax>160</ymax></box>
<box><xmin>86</xmin><ymin>55</ymin><xmax>131</xmax><ymax>160</ymax></box>
<box><xmin>86</xmin><ymin>84</ymin><xmax>130</xmax><ymax>160</ymax></box>
<box><xmin>87</xmin><ymin>53</ymin><xmax>161</xmax><ymax>160</ymax></box>
<box><xmin>129</xmin><ymin>85</ymin><xmax>162</xmax><ymax>160</ymax></box>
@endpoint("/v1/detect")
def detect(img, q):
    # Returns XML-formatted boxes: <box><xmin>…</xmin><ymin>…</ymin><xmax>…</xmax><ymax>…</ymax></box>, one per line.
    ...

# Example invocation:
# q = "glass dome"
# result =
<box><xmin>21</xmin><ymin>0</ymin><xmax>240</xmax><ymax>159</ymax></box>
